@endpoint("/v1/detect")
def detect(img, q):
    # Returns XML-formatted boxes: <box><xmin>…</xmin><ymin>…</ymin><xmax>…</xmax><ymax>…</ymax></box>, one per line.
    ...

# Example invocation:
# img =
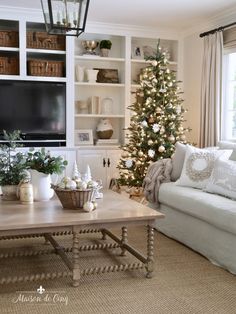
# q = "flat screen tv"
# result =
<box><xmin>0</xmin><ymin>80</ymin><xmax>66</xmax><ymax>146</ymax></box>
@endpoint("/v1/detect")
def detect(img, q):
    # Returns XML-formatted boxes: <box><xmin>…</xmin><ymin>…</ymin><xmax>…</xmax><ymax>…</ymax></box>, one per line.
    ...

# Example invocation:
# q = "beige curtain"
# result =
<box><xmin>200</xmin><ymin>32</ymin><xmax>223</xmax><ymax>148</ymax></box>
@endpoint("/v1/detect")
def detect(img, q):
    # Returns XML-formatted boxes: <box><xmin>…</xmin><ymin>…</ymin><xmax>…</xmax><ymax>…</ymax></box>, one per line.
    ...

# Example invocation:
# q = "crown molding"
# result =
<box><xmin>86</xmin><ymin>21</ymin><xmax>181</xmax><ymax>39</ymax></box>
<box><xmin>180</xmin><ymin>5</ymin><xmax>236</xmax><ymax>38</ymax></box>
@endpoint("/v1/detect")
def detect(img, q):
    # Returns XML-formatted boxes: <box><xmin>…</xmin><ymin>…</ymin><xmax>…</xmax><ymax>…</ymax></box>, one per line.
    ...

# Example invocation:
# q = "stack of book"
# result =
<box><xmin>96</xmin><ymin>139</ymin><xmax>119</xmax><ymax>146</ymax></box>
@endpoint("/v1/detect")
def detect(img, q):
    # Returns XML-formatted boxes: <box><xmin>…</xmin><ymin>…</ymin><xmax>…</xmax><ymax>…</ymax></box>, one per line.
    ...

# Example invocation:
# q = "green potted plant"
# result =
<box><xmin>0</xmin><ymin>130</ymin><xmax>27</xmax><ymax>200</ymax></box>
<box><xmin>99</xmin><ymin>40</ymin><xmax>112</xmax><ymax>57</ymax></box>
<box><xmin>26</xmin><ymin>147</ymin><xmax>68</xmax><ymax>201</ymax></box>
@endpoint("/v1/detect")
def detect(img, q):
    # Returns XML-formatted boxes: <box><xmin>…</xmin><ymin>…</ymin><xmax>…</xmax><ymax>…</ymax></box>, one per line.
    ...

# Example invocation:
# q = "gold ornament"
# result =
<box><xmin>148</xmin><ymin>116</ymin><xmax>155</xmax><ymax>124</ymax></box>
<box><xmin>158</xmin><ymin>145</ymin><xmax>165</xmax><ymax>153</ymax></box>
<box><xmin>156</xmin><ymin>107</ymin><xmax>162</xmax><ymax>114</ymax></box>
<box><xmin>168</xmin><ymin>135</ymin><xmax>175</xmax><ymax>143</ymax></box>
<box><xmin>138</xmin><ymin>151</ymin><xmax>144</xmax><ymax>157</ymax></box>
<box><xmin>148</xmin><ymin>139</ymin><xmax>153</xmax><ymax>145</ymax></box>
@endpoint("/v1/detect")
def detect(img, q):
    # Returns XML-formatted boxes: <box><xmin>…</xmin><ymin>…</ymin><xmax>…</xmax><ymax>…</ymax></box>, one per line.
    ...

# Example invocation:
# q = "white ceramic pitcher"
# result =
<box><xmin>30</xmin><ymin>169</ymin><xmax>54</xmax><ymax>201</ymax></box>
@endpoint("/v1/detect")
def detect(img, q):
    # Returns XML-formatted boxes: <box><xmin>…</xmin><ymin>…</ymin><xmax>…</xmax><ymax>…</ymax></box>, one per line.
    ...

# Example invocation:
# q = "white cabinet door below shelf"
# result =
<box><xmin>106</xmin><ymin>150</ymin><xmax>122</xmax><ymax>187</ymax></box>
<box><xmin>76</xmin><ymin>150</ymin><xmax>107</xmax><ymax>187</ymax></box>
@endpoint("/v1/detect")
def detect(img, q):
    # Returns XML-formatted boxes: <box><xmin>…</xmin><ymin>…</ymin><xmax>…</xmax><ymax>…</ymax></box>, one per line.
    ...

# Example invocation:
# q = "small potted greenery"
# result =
<box><xmin>26</xmin><ymin>148</ymin><xmax>68</xmax><ymax>201</ymax></box>
<box><xmin>99</xmin><ymin>40</ymin><xmax>112</xmax><ymax>57</ymax></box>
<box><xmin>0</xmin><ymin>130</ymin><xmax>27</xmax><ymax>200</ymax></box>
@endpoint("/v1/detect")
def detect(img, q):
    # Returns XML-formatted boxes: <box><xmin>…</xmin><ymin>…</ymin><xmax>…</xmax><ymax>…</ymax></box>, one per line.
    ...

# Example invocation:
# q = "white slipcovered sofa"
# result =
<box><xmin>153</xmin><ymin>142</ymin><xmax>236</xmax><ymax>274</ymax></box>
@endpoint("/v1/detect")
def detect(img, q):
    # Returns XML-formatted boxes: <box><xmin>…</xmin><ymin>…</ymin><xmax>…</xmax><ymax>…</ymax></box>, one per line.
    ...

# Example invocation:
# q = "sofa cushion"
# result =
<box><xmin>205</xmin><ymin>158</ymin><xmax>236</xmax><ymax>200</ymax></box>
<box><xmin>159</xmin><ymin>182</ymin><xmax>236</xmax><ymax>235</ymax></box>
<box><xmin>218</xmin><ymin>141</ymin><xmax>236</xmax><ymax>161</ymax></box>
<box><xmin>175</xmin><ymin>145</ymin><xmax>232</xmax><ymax>190</ymax></box>
<box><xmin>171</xmin><ymin>142</ymin><xmax>187</xmax><ymax>181</ymax></box>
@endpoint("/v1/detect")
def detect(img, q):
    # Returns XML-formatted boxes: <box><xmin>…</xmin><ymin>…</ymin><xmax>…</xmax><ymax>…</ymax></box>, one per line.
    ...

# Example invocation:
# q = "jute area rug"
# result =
<box><xmin>0</xmin><ymin>226</ymin><xmax>235</xmax><ymax>314</ymax></box>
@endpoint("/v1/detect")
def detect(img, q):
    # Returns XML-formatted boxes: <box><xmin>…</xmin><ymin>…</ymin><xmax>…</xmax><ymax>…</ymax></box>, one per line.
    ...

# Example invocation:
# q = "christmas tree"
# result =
<box><xmin>118</xmin><ymin>42</ymin><xmax>189</xmax><ymax>187</ymax></box>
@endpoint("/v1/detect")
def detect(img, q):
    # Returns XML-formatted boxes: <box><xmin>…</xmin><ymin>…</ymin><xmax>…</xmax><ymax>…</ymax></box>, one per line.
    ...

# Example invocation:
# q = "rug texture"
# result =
<box><xmin>0</xmin><ymin>226</ymin><xmax>235</xmax><ymax>314</ymax></box>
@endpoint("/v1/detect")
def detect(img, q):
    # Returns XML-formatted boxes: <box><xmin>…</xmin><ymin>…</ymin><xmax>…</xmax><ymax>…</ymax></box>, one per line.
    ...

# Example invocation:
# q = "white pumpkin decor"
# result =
<box><xmin>96</xmin><ymin>118</ymin><xmax>113</xmax><ymax>139</ymax></box>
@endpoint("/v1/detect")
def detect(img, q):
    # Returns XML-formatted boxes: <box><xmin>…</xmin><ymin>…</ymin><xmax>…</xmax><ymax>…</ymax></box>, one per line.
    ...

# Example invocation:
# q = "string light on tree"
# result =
<box><xmin>117</xmin><ymin>40</ymin><xmax>189</xmax><ymax>187</ymax></box>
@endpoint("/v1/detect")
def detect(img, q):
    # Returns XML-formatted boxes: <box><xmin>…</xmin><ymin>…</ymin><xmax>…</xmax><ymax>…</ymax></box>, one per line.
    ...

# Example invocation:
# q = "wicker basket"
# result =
<box><xmin>0</xmin><ymin>30</ymin><xmax>19</xmax><ymax>47</ymax></box>
<box><xmin>28</xmin><ymin>59</ymin><xmax>64</xmax><ymax>77</ymax></box>
<box><xmin>0</xmin><ymin>56</ymin><xmax>19</xmax><ymax>75</ymax></box>
<box><xmin>52</xmin><ymin>185</ymin><xmax>96</xmax><ymax>210</ymax></box>
<box><xmin>27</xmin><ymin>31</ymin><xmax>65</xmax><ymax>50</ymax></box>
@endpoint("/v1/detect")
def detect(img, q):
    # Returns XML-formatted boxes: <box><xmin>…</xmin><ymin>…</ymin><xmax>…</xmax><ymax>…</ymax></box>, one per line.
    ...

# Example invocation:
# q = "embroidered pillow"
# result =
<box><xmin>175</xmin><ymin>145</ymin><xmax>232</xmax><ymax>190</ymax></box>
<box><xmin>205</xmin><ymin>158</ymin><xmax>236</xmax><ymax>200</ymax></box>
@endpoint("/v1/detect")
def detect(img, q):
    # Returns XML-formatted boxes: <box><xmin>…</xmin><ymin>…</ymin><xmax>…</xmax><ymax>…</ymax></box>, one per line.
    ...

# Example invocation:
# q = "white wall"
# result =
<box><xmin>183</xmin><ymin>33</ymin><xmax>203</xmax><ymax>146</ymax></box>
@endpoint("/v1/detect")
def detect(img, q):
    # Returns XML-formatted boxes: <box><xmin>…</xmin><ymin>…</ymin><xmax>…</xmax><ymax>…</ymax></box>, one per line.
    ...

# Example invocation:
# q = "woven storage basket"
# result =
<box><xmin>28</xmin><ymin>59</ymin><xmax>64</xmax><ymax>77</ymax></box>
<box><xmin>0</xmin><ymin>30</ymin><xmax>19</xmax><ymax>47</ymax></box>
<box><xmin>27</xmin><ymin>31</ymin><xmax>65</xmax><ymax>50</ymax></box>
<box><xmin>0</xmin><ymin>56</ymin><xmax>19</xmax><ymax>75</ymax></box>
<box><xmin>52</xmin><ymin>185</ymin><xmax>96</xmax><ymax>210</ymax></box>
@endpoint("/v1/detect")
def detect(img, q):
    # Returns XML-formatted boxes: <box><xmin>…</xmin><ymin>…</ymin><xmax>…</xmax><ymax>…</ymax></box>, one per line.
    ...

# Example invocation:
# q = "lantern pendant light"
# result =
<box><xmin>41</xmin><ymin>0</ymin><xmax>90</xmax><ymax>37</ymax></box>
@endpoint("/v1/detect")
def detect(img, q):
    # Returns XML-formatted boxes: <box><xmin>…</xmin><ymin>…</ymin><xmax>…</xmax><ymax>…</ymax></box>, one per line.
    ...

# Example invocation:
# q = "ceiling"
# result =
<box><xmin>1</xmin><ymin>0</ymin><xmax>236</xmax><ymax>30</ymax></box>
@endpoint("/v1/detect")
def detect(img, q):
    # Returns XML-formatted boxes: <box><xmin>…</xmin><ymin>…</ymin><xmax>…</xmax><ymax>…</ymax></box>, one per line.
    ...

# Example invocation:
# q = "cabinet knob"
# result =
<box><xmin>103</xmin><ymin>158</ymin><xmax>106</xmax><ymax>167</ymax></box>
<box><xmin>107</xmin><ymin>158</ymin><xmax>110</xmax><ymax>167</ymax></box>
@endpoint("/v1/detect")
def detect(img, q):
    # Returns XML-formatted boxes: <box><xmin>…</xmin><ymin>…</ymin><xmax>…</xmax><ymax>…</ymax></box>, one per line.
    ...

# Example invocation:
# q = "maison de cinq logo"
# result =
<box><xmin>12</xmin><ymin>285</ymin><xmax>69</xmax><ymax>305</ymax></box>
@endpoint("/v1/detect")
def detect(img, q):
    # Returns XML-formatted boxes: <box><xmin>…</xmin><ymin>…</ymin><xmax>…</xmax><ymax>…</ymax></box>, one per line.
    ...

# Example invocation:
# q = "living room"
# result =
<box><xmin>0</xmin><ymin>0</ymin><xmax>236</xmax><ymax>313</ymax></box>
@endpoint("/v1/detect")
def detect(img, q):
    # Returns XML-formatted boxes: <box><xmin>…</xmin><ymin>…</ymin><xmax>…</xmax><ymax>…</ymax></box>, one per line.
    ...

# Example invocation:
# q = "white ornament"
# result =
<box><xmin>141</xmin><ymin>120</ymin><xmax>148</xmax><ymax>127</ymax></box>
<box><xmin>77</xmin><ymin>181</ymin><xmax>87</xmax><ymax>190</ymax></box>
<box><xmin>158</xmin><ymin>145</ymin><xmax>165</xmax><ymax>153</ymax></box>
<box><xmin>83</xmin><ymin>201</ymin><xmax>94</xmax><ymax>212</ymax></box>
<box><xmin>148</xmin><ymin>149</ymin><xmax>155</xmax><ymax>158</ymax></box>
<box><xmin>70</xmin><ymin>180</ymin><xmax>77</xmax><ymax>189</ymax></box>
<box><xmin>125</xmin><ymin>159</ymin><xmax>133</xmax><ymax>168</ymax></box>
<box><xmin>151</xmin><ymin>60</ymin><xmax>158</xmax><ymax>66</ymax></box>
<box><xmin>178</xmin><ymin>126</ymin><xmax>184</xmax><ymax>132</ymax></box>
<box><xmin>61</xmin><ymin>176</ymin><xmax>71</xmax><ymax>189</ymax></box>
<box><xmin>152</xmin><ymin>124</ymin><xmax>160</xmax><ymax>133</ymax></box>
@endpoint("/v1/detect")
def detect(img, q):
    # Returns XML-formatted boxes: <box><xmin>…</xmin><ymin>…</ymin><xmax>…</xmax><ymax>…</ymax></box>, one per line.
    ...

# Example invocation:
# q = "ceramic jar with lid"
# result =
<box><xmin>96</xmin><ymin>118</ymin><xmax>113</xmax><ymax>139</ymax></box>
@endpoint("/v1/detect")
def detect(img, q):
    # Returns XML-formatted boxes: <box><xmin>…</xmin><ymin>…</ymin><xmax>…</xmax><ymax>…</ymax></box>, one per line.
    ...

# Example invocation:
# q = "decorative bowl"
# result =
<box><xmin>81</xmin><ymin>40</ymin><xmax>99</xmax><ymax>54</ymax></box>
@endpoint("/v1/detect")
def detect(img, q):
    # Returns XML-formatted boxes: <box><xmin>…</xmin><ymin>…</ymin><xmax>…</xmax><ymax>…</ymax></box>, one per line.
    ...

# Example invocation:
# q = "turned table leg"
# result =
<box><xmin>146</xmin><ymin>225</ymin><xmax>154</xmax><ymax>278</ymax></box>
<box><xmin>120</xmin><ymin>226</ymin><xmax>128</xmax><ymax>256</ymax></box>
<box><xmin>72</xmin><ymin>231</ymin><xmax>80</xmax><ymax>287</ymax></box>
<box><xmin>101</xmin><ymin>229</ymin><xmax>107</xmax><ymax>240</ymax></box>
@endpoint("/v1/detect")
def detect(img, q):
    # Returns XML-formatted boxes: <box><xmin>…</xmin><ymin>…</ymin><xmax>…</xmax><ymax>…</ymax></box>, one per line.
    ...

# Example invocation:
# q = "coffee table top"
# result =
<box><xmin>0</xmin><ymin>190</ymin><xmax>164</xmax><ymax>232</ymax></box>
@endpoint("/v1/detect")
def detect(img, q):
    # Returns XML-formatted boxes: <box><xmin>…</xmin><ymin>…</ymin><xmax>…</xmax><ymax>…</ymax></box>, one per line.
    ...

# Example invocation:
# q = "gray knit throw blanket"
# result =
<box><xmin>143</xmin><ymin>158</ymin><xmax>172</xmax><ymax>205</ymax></box>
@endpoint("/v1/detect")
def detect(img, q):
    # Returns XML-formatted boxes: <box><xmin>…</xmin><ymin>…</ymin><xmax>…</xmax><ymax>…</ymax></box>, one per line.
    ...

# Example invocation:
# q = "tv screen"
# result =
<box><xmin>0</xmin><ymin>80</ymin><xmax>66</xmax><ymax>142</ymax></box>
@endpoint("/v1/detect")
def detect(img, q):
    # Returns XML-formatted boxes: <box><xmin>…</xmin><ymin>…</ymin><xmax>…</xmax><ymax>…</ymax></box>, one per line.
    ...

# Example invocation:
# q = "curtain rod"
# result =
<box><xmin>199</xmin><ymin>21</ymin><xmax>236</xmax><ymax>38</ymax></box>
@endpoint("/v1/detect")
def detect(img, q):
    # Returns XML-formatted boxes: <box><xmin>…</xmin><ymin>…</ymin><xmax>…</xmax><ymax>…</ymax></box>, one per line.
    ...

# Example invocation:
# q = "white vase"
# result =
<box><xmin>86</xmin><ymin>69</ymin><xmax>99</xmax><ymax>82</ymax></box>
<box><xmin>75</xmin><ymin>65</ymin><xmax>85</xmax><ymax>82</ymax></box>
<box><xmin>30</xmin><ymin>169</ymin><xmax>54</xmax><ymax>201</ymax></box>
<box><xmin>100</xmin><ymin>48</ymin><xmax>109</xmax><ymax>57</ymax></box>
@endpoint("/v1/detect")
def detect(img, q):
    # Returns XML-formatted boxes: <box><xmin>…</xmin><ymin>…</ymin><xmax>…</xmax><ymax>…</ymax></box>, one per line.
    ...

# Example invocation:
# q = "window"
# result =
<box><xmin>222</xmin><ymin>51</ymin><xmax>236</xmax><ymax>141</ymax></box>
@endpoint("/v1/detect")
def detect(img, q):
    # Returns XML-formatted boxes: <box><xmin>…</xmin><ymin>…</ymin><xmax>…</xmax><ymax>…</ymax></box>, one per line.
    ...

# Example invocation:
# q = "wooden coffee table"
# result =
<box><xmin>0</xmin><ymin>190</ymin><xmax>164</xmax><ymax>286</ymax></box>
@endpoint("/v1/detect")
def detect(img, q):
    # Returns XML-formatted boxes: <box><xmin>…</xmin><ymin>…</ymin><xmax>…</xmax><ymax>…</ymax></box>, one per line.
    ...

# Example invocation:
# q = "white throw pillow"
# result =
<box><xmin>171</xmin><ymin>142</ymin><xmax>187</xmax><ymax>181</ymax></box>
<box><xmin>205</xmin><ymin>158</ymin><xmax>236</xmax><ymax>200</ymax></box>
<box><xmin>175</xmin><ymin>145</ymin><xmax>232</xmax><ymax>190</ymax></box>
